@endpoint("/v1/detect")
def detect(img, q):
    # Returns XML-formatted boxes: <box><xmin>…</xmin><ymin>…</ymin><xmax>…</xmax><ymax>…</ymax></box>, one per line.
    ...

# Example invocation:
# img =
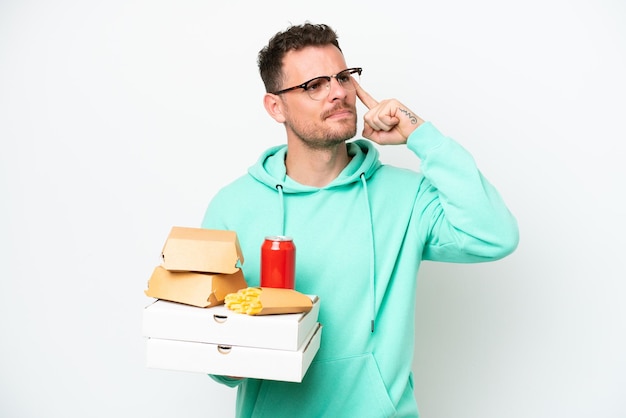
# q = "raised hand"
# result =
<box><xmin>355</xmin><ymin>80</ymin><xmax>424</xmax><ymax>145</ymax></box>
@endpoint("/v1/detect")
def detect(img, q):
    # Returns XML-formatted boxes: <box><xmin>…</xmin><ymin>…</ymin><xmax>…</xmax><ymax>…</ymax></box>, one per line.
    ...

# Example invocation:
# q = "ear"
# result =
<box><xmin>263</xmin><ymin>93</ymin><xmax>286</xmax><ymax>123</ymax></box>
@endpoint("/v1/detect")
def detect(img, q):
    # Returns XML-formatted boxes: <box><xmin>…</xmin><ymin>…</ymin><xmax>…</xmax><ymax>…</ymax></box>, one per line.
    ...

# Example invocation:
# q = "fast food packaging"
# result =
<box><xmin>224</xmin><ymin>287</ymin><xmax>314</xmax><ymax>315</ymax></box>
<box><xmin>144</xmin><ymin>227</ymin><xmax>248</xmax><ymax>307</ymax></box>
<box><xmin>160</xmin><ymin>226</ymin><xmax>243</xmax><ymax>274</ymax></box>
<box><xmin>142</xmin><ymin>295</ymin><xmax>321</xmax><ymax>382</ymax></box>
<box><xmin>144</xmin><ymin>266</ymin><xmax>248</xmax><ymax>308</ymax></box>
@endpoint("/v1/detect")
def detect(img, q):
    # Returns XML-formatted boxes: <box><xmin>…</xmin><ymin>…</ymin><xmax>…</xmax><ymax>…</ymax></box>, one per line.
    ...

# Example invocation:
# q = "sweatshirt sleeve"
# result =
<box><xmin>407</xmin><ymin>122</ymin><xmax>519</xmax><ymax>262</ymax></box>
<box><xmin>209</xmin><ymin>374</ymin><xmax>245</xmax><ymax>388</ymax></box>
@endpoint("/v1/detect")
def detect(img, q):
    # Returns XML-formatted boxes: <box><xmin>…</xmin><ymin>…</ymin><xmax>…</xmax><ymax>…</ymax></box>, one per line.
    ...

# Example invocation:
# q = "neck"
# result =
<box><xmin>285</xmin><ymin>141</ymin><xmax>350</xmax><ymax>187</ymax></box>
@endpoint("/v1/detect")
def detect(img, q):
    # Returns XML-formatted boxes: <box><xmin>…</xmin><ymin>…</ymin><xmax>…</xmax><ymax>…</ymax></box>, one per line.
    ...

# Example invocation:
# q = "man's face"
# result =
<box><xmin>277</xmin><ymin>45</ymin><xmax>358</xmax><ymax>149</ymax></box>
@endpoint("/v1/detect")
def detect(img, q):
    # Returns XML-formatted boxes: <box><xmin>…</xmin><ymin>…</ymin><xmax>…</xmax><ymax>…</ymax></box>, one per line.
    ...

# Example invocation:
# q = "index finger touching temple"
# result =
<box><xmin>354</xmin><ymin>79</ymin><xmax>378</xmax><ymax>109</ymax></box>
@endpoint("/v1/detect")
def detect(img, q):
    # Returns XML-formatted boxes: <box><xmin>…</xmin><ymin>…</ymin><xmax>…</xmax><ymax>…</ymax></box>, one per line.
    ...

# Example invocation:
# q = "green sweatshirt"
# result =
<box><xmin>201</xmin><ymin>122</ymin><xmax>519</xmax><ymax>418</ymax></box>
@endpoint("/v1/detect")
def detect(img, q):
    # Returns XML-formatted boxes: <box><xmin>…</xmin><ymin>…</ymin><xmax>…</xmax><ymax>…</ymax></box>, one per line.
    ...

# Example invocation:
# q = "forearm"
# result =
<box><xmin>408</xmin><ymin>122</ymin><xmax>519</xmax><ymax>260</ymax></box>
<box><xmin>209</xmin><ymin>374</ymin><xmax>245</xmax><ymax>388</ymax></box>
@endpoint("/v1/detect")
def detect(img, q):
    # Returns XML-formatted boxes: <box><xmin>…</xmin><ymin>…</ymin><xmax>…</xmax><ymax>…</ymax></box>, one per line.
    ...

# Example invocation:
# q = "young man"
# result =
<box><xmin>202</xmin><ymin>22</ymin><xmax>518</xmax><ymax>418</ymax></box>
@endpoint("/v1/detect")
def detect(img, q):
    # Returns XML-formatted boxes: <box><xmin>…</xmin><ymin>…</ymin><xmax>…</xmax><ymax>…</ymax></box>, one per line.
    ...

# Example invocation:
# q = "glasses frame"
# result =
<box><xmin>271</xmin><ymin>67</ymin><xmax>362</xmax><ymax>100</ymax></box>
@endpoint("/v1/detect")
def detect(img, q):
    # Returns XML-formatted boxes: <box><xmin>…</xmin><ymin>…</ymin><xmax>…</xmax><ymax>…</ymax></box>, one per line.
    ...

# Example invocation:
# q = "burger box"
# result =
<box><xmin>142</xmin><ymin>295</ymin><xmax>320</xmax><ymax>351</ymax></box>
<box><xmin>145</xmin><ymin>323</ymin><xmax>322</xmax><ymax>383</ymax></box>
<box><xmin>144</xmin><ymin>266</ymin><xmax>248</xmax><ymax>308</ymax></box>
<box><xmin>161</xmin><ymin>227</ymin><xmax>243</xmax><ymax>274</ymax></box>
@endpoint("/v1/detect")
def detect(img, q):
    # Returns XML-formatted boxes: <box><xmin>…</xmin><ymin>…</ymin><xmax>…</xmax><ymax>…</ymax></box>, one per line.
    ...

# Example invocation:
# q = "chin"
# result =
<box><xmin>330</xmin><ymin>119</ymin><xmax>357</xmax><ymax>138</ymax></box>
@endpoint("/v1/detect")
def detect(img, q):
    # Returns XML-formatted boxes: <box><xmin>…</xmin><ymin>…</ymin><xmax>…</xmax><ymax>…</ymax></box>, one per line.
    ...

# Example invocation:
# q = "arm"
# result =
<box><xmin>210</xmin><ymin>375</ymin><xmax>244</xmax><ymax>388</ymax></box>
<box><xmin>356</xmin><ymin>82</ymin><xmax>519</xmax><ymax>261</ymax></box>
<box><xmin>409</xmin><ymin>122</ymin><xmax>519</xmax><ymax>261</ymax></box>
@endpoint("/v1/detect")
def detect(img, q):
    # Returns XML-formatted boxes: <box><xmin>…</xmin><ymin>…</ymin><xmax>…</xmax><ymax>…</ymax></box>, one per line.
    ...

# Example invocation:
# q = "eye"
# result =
<box><xmin>305</xmin><ymin>78</ymin><xmax>327</xmax><ymax>91</ymax></box>
<box><xmin>337</xmin><ymin>72</ymin><xmax>352</xmax><ymax>84</ymax></box>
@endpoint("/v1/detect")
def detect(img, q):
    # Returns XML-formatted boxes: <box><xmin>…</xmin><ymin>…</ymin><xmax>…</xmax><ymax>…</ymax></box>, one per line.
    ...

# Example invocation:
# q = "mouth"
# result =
<box><xmin>323</xmin><ymin>107</ymin><xmax>354</xmax><ymax>120</ymax></box>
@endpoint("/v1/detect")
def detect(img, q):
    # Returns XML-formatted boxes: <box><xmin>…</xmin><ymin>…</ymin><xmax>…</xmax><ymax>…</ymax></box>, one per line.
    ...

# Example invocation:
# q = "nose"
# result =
<box><xmin>326</xmin><ymin>76</ymin><xmax>348</xmax><ymax>101</ymax></box>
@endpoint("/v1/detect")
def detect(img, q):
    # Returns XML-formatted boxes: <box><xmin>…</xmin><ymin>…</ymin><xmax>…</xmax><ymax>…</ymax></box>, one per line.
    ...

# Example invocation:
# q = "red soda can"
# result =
<box><xmin>260</xmin><ymin>236</ymin><xmax>296</xmax><ymax>289</ymax></box>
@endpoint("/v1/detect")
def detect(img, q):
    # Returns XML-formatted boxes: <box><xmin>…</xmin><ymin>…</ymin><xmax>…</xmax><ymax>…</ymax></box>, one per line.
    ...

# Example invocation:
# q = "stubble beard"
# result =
<box><xmin>286</xmin><ymin>107</ymin><xmax>358</xmax><ymax>151</ymax></box>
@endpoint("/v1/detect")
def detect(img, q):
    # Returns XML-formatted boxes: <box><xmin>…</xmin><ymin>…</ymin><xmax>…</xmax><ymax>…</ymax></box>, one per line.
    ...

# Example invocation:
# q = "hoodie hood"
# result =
<box><xmin>248</xmin><ymin>139</ymin><xmax>381</xmax><ymax>192</ymax></box>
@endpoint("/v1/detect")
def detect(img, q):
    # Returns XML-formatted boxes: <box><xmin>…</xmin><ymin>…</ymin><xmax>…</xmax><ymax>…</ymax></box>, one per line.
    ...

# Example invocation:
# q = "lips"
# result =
<box><xmin>323</xmin><ymin>107</ymin><xmax>354</xmax><ymax>120</ymax></box>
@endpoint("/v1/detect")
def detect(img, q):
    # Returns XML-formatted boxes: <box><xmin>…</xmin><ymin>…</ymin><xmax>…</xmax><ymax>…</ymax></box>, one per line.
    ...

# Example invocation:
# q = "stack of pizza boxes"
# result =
<box><xmin>143</xmin><ymin>226</ymin><xmax>322</xmax><ymax>382</ymax></box>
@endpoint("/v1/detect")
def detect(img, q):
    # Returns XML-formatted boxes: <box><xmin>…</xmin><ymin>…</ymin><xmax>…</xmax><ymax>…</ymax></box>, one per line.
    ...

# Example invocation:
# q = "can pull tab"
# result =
<box><xmin>213</xmin><ymin>314</ymin><xmax>228</xmax><ymax>324</ymax></box>
<box><xmin>217</xmin><ymin>345</ymin><xmax>232</xmax><ymax>354</ymax></box>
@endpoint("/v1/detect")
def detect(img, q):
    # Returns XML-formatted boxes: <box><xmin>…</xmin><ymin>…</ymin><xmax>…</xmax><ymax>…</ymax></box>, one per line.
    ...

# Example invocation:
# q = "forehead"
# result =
<box><xmin>281</xmin><ymin>45</ymin><xmax>347</xmax><ymax>84</ymax></box>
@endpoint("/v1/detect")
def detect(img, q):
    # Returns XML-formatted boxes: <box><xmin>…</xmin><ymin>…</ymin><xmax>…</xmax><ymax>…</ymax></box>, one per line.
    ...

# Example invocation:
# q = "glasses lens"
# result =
<box><xmin>305</xmin><ymin>69</ymin><xmax>361</xmax><ymax>101</ymax></box>
<box><xmin>307</xmin><ymin>78</ymin><xmax>330</xmax><ymax>101</ymax></box>
<box><xmin>337</xmin><ymin>69</ymin><xmax>359</xmax><ymax>91</ymax></box>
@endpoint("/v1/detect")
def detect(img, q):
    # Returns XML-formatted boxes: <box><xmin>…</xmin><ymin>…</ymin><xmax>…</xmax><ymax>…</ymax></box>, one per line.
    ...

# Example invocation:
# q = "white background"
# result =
<box><xmin>1</xmin><ymin>0</ymin><xmax>625</xmax><ymax>417</ymax></box>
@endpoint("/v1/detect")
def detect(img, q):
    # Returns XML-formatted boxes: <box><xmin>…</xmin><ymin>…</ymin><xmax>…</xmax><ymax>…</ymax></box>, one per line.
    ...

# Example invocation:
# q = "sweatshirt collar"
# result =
<box><xmin>248</xmin><ymin>140</ymin><xmax>381</xmax><ymax>193</ymax></box>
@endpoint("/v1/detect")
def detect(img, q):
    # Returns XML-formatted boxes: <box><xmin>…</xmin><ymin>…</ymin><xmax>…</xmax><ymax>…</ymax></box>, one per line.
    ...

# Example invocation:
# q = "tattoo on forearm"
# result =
<box><xmin>399</xmin><ymin>108</ymin><xmax>418</xmax><ymax>124</ymax></box>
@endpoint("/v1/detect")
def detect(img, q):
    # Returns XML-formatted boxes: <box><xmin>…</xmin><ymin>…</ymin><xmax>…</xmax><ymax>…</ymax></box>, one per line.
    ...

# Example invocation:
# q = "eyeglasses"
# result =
<box><xmin>271</xmin><ymin>67</ymin><xmax>362</xmax><ymax>101</ymax></box>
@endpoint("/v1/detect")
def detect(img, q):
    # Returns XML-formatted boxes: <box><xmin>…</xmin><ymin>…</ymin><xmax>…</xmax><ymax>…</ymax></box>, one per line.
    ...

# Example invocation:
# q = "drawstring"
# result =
<box><xmin>275</xmin><ymin>178</ymin><xmax>377</xmax><ymax>333</ymax></box>
<box><xmin>276</xmin><ymin>184</ymin><xmax>285</xmax><ymax>235</ymax></box>
<box><xmin>360</xmin><ymin>173</ymin><xmax>377</xmax><ymax>333</ymax></box>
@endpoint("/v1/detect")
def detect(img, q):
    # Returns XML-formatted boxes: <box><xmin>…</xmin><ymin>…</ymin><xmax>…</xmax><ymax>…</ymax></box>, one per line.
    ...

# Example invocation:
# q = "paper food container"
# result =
<box><xmin>161</xmin><ymin>227</ymin><xmax>244</xmax><ymax>274</ymax></box>
<box><xmin>144</xmin><ymin>266</ymin><xmax>248</xmax><ymax>308</ymax></box>
<box><xmin>143</xmin><ymin>295</ymin><xmax>320</xmax><ymax>351</ymax></box>
<box><xmin>225</xmin><ymin>287</ymin><xmax>314</xmax><ymax>316</ymax></box>
<box><xmin>145</xmin><ymin>323</ymin><xmax>322</xmax><ymax>383</ymax></box>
